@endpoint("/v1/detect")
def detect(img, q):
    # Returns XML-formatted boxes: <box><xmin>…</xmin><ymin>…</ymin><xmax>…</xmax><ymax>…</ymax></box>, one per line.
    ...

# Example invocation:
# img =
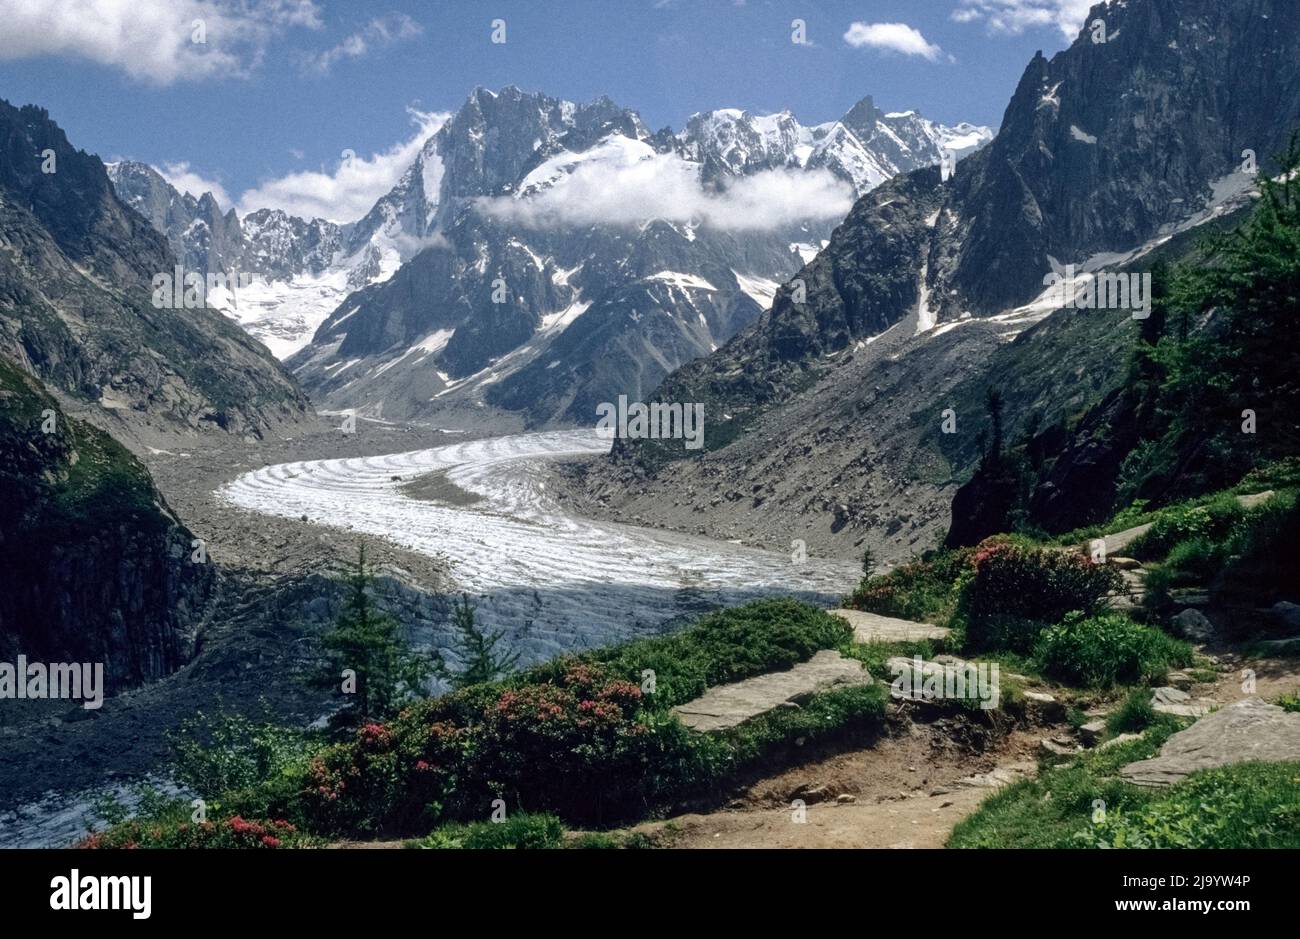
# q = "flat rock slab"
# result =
<box><xmin>672</xmin><ymin>650</ymin><xmax>871</xmax><ymax>732</ymax></box>
<box><xmin>1150</xmin><ymin>685</ymin><xmax>1215</xmax><ymax>718</ymax></box>
<box><xmin>1098</xmin><ymin>523</ymin><xmax>1154</xmax><ymax>556</ymax></box>
<box><xmin>829</xmin><ymin>609</ymin><xmax>950</xmax><ymax>644</ymax></box>
<box><xmin>1237</xmin><ymin>490</ymin><xmax>1275</xmax><ymax>509</ymax></box>
<box><xmin>1093</xmin><ymin>492</ymin><xmax>1272</xmax><ymax>558</ymax></box>
<box><xmin>1120</xmin><ymin>698</ymin><xmax>1300</xmax><ymax>787</ymax></box>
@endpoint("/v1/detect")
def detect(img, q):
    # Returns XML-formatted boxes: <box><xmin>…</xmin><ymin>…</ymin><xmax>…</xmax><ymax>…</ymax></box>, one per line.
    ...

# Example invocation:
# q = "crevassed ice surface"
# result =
<box><xmin>221</xmin><ymin>430</ymin><xmax>861</xmax><ymax>662</ymax></box>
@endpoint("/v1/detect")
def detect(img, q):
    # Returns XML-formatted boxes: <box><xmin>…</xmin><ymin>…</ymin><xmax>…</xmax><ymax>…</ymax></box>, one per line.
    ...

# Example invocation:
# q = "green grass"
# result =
<box><xmin>950</xmin><ymin>712</ymin><xmax>1300</xmax><ymax>850</ymax></box>
<box><xmin>1105</xmin><ymin>688</ymin><xmax>1159</xmax><ymax>734</ymax></box>
<box><xmin>408</xmin><ymin>813</ymin><xmax>566</xmax><ymax>849</ymax></box>
<box><xmin>533</xmin><ymin>598</ymin><xmax>854</xmax><ymax>711</ymax></box>
<box><xmin>1276</xmin><ymin>692</ymin><xmax>1300</xmax><ymax>714</ymax></box>
<box><xmin>1077</xmin><ymin>762</ymin><xmax>1300</xmax><ymax>848</ymax></box>
<box><xmin>949</xmin><ymin>726</ymin><xmax>1176</xmax><ymax>848</ymax></box>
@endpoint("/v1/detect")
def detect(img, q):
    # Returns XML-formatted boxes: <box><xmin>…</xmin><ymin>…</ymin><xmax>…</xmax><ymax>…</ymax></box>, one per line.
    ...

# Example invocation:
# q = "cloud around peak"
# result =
<box><xmin>475</xmin><ymin>144</ymin><xmax>855</xmax><ymax>233</ymax></box>
<box><xmin>235</xmin><ymin>108</ymin><xmax>449</xmax><ymax>223</ymax></box>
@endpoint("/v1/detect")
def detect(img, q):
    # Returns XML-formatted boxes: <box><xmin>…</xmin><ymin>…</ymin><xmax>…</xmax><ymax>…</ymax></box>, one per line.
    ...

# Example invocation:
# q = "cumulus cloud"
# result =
<box><xmin>235</xmin><ymin>108</ymin><xmax>449</xmax><ymax>223</ymax></box>
<box><xmin>842</xmin><ymin>22</ymin><xmax>943</xmax><ymax>60</ymax></box>
<box><xmin>950</xmin><ymin>0</ymin><xmax>1096</xmax><ymax>39</ymax></box>
<box><xmin>476</xmin><ymin>149</ymin><xmax>855</xmax><ymax>233</ymax></box>
<box><xmin>297</xmin><ymin>12</ymin><xmax>421</xmax><ymax>75</ymax></box>
<box><xmin>0</xmin><ymin>0</ymin><xmax>322</xmax><ymax>84</ymax></box>
<box><xmin>157</xmin><ymin>161</ymin><xmax>233</xmax><ymax>209</ymax></box>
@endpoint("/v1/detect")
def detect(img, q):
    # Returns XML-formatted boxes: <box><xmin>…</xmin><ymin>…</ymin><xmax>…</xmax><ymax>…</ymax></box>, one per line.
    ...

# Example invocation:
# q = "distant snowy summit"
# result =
<box><xmin>109</xmin><ymin>87</ymin><xmax>990</xmax><ymax>426</ymax></box>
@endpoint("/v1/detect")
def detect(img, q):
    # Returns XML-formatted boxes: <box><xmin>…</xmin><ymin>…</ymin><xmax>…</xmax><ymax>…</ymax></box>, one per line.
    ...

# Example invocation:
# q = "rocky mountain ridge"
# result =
<box><xmin>0</xmin><ymin>99</ymin><xmax>312</xmax><ymax>440</ymax></box>
<box><xmin>286</xmin><ymin>85</ymin><xmax>990</xmax><ymax>428</ymax></box>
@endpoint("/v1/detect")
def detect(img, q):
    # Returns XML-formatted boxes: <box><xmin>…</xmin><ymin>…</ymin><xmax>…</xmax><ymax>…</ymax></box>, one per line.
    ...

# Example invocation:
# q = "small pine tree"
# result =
<box><xmin>433</xmin><ymin>594</ymin><xmax>521</xmax><ymax>689</ymax></box>
<box><xmin>861</xmin><ymin>547</ymin><xmax>877</xmax><ymax>578</ymax></box>
<box><xmin>315</xmin><ymin>546</ymin><xmax>427</xmax><ymax>725</ymax></box>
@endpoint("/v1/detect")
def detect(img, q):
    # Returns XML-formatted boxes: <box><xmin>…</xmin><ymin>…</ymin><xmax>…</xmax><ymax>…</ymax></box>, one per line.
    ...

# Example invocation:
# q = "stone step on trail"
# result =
<box><xmin>828</xmin><ymin>609</ymin><xmax>951</xmax><ymax>644</ymax></box>
<box><xmin>671</xmin><ymin>650</ymin><xmax>872</xmax><ymax>732</ymax></box>
<box><xmin>1089</xmin><ymin>491</ymin><xmax>1275</xmax><ymax>558</ymax></box>
<box><xmin>1120</xmin><ymin>697</ymin><xmax>1300</xmax><ymax>786</ymax></box>
<box><xmin>1149</xmin><ymin>686</ymin><xmax>1216</xmax><ymax>718</ymax></box>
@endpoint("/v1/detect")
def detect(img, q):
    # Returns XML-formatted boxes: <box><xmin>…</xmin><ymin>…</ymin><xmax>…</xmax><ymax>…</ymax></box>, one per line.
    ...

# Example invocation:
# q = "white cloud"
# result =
<box><xmin>950</xmin><ymin>0</ymin><xmax>1096</xmax><ymax>39</ymax></box>
<box><xmin>476</xmin><ymin>149</ymin><xmax>855</xmax><ymax>233</ymax></box>
<box><xmin>0</xmin><ymin>0</ymin><xmax>322</xmax><ymax>84</ymax></box>
<box><xmin>158</xmin><ymin>161</ymin><xmax>233</xmax><ymax>209</ymax></box>
<box><xmin>235</xmin><ymin>108</ymin><xmax>449</xmax><ymax>223</ymax></box>
<box><xmin>298</xmin><ymin>12</ymin><xmax>421</xmax><ymax>75</ymax></box>
<box><xmin>842</xmin><ymin>22</ymin><xmax>943</xmax><ymax>60</ymax></box>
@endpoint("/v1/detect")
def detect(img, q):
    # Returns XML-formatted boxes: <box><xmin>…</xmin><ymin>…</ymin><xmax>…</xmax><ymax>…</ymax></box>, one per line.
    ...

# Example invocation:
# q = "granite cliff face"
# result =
<box><xmin>0</xmin><ymin>100</ymin><xmax>312</xmax><ymax>438</ymax></box>
<box><xmin>0</xmin><ymin>359</ymin><xmax>212</xmax><ymax>691</ymax></box>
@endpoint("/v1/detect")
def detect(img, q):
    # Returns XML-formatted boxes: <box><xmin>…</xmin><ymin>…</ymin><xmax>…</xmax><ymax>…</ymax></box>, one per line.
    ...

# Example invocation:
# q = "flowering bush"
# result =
<box><xmin>958</xmin><ymin>539</ymin><xmax>1121</xmax><ymax>652</ymax></box>
<box><xmin>79</xmin><ymin>815</ymin><xmax>303</xmax><ymax>850</ymax></box>
<box><xmin>298</xmin><ymin>662</ymin><xmax>709</xmax><ymax>835</ymax></box>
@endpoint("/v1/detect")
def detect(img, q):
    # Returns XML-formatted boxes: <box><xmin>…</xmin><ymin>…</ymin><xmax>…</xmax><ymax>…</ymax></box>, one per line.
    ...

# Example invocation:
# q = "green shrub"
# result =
<box><xmin>1035</xmin><ymin>612</ymin><xmax>1191</xmax><ymax>688</ymax></box>
<box><xmin>572</xmin><ymin>598</ymin><xmax>853</xmax><ymax>709</ymax></box>
<box><xmin>121</xmin><ymin>600</ymin><xmax>883</xmax><ymax>844</ymax></box>
<box><xmin>1106</xmin><ymin>688</ymin><xmax>1157</xmax><ymax>733</ymax></box>
<box><xmin>1162</xmin><ymin>536</ymin><xmax>1229</xmax><ymax>584</ymax></box>
<box><xmin>1074</xmin><ymin>762</ymin><xmax>1300</xmax><ymax>848</ymax></box>
<box><xmin>291</xmin><ymin>599</ymin><xmax>875</xmax><ymax>838</ymax></box>
<box><xmin>169</xmin><ymin>707</ymin><xmax>312</xmax><ymax>800</ymax></box>
<box><xmin>958</xmin><ymin>540</ymin><xmax>1121</xmax><ymax>653</ymax></box>
<box><xmin>1127</xmin><ymin>494</ymin><xmax>1244</xmax><ymax>561</ymax></box>
<box><xmin>411</xmin><ymin>813</ymin><xmax>565</xmax><ymax>849</ymax></box>
<box><xmin>845</xmin><ymin>549</ymin><xmax>975</xmax><ymax>625</ymax></box>
<box><xmin>1219</xmin><ymin>492</ymin><xmax>1299</xmax><ymax>602</ymax></box>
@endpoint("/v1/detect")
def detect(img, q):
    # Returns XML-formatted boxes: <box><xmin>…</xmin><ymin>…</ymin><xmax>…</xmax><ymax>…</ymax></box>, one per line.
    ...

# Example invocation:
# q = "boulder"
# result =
<box><xmin>1269</xmin><ymin>601</ymin><xmax>1300</xmax><ymax>631</ymax></box>
<box><xmin>1098</xmin><ymin>732</ymin><xmax>1143</xmax><ymax>751</ymax></box>
<box><xmin>1172</xmin><ymin>608</ymin><xmax>1215</xmax><ymax>641</ymax></box>
<box><xmin>1078</xmin><ymin>720</ymin><xmax>1106</xmax><ymax>745</ymax></box>
<box><xmin>1150</xmin><ymin>686</ymin><xmax>1214</xmax><ymax>718</ymax></box>
<box><xmin>829</xmin><ymin>609</ymin><xmax>950</xmax><ymax>643</ymax></box>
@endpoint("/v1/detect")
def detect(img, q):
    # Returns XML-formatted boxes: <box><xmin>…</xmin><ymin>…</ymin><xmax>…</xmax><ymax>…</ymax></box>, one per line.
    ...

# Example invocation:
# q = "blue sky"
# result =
<box><xmin>0</xmin><ymin>0</ymin><xmax>1090</xmax><ymax>221</ymax></box>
